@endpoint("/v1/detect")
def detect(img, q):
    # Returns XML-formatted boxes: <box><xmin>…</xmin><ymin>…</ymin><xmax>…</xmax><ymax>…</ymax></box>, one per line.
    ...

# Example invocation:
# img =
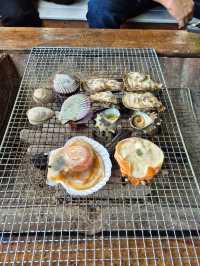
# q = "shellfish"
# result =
<box><xmin>129</xmin><ymin>111</ymin><xmax>161</xmax><ymax>135</ymax></box>
<box><xmin>53</xmin><ymin>73</ymin><xmax>79</xmax><ymax>95</ymax></box>
<box><xmin>123</xmin><ymin>72</ymin><xmax>162</xmax><ymax>92</ymax></box>
<box><xmin>122</xmin><ymin>92</ymin><xmax>165</xmax><ymax>112</ymax></box>
<box><xmin>47</xmin><ymin>136</ymin><xmax>112</xmax><ymax>196</ymax></box>
<box><xmin>82</xmin><ymin>78</ymin><xmax>122</xmax><ymax>93</ymax></box>
<box><xmin>114</xmin><ymin>137</ymin><xmax>164</xmax><ymax>186</ymax></box>
<box><xmin>27</xmin><ymin>107</ymin><xmax>54</xmax><ymax>125</ymax></box>
<box><xmin>57</xmin><ymin>94</ymin><xmax>91</xmax><ymax>124</ymax></box>
<box><xmin>90</xmin><ymin>91</ymin><xmax>118</xmax><ymax>105</ymax></box>
<box><xmin>33</xmin><ymin>88</ymin><xmax>54</xmax><ymax>104</ymax></box>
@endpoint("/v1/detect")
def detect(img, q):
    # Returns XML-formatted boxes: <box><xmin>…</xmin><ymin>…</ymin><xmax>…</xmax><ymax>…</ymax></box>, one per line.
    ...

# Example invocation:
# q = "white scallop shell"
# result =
<box><xmin>33</xmin><ymin>88</ymin><xmax>54</xmax><ymax>104</ymax></box>
<box><xmin>58</xmin><ymin>94</ymin><xmax>91</xmax><ymax>124</ymax></box>
<box><xmin>54</xmin><ymin>73</ymin><xmax>79</xmax><ymax>94</ymax></box>
<box><xmin>47</xmin><ymin>136</ymin><xmax>112</xmax><ymax>196</ymax></box>
<box><xmin>27</xmin><ymin>107</ymin><xmax>54</xmax><ymax>125</ymax></box>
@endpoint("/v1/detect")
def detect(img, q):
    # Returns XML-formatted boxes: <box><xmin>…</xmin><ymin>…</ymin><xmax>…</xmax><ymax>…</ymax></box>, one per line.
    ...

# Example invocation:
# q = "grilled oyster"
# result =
<box><xmin>124</xmin><ymin>72</ymin><xmax>162</xmax><ymax>92</ymax></box>
<box><xmin>82</xmin><ymin>78</ymin><xmax>122</xmax><ymax>93</ymax></box>
<box><xmin>122</xmin><ymin>92</ymin><xmax>165</xmax><ymax>112</ymax></box>
<box><xmin>33</xmin><ymin>88</ymin><xmax>54</xmax><ymax>104</ymax></box>
<box><xmin>90</xmin><ymin>91</ymin><xmax>117</xmax><ymax>105</ymax></box>
<box><xmin>27</xmin><ymin>107</ymin><xmax>55</xmax><ymax>125</ymax></box>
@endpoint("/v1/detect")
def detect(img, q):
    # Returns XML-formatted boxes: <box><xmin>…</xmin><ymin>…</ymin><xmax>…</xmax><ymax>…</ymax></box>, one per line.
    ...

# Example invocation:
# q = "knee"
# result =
<box><xmin>86</xmin><ymin>0</ymin><xmax>121</xmax><ymax>28</ymax></box>
<box><xmin>1</xmin><ymin>8</ymin><xmax>41</xmax><ymax>27</ymax></box>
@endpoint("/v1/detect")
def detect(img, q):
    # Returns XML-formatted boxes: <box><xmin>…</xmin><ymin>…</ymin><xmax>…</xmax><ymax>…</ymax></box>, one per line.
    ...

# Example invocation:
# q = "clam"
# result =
<box><xmin>129</xmin><ymin>111</ymin><xmax>161</xmax><ymax>135</ymax></box>
<box><xmin>123</xmin><ymin>72</ymin><xmax>162</xmax><ymax>92</ymax></box>
<box><xmin>114</xmin><ymin>137</ymin><xmax>164</xmax><ymax>186</ymax></box>
<box><xmin>82</xmin><ymin>78</ymin><xmax>122</xmax><ymax>93</ymax></box>
<box><xmin>57</xmin><ymin>94</ymin><xmax>91</xmax><ymax>124</ymax></box>
<box><xmin>95</xmin><ymin>108</ymin><xmax>120</xmax><ymax>135</ymax></box>
<box><xmin>90</xmin><ymin>91</ymin><xmax>118</xmax><ymax>105</ymax></box>
<box><xmin>27</xmin><ymin>107</ymin><xmax>54</xmax><ymax>125</ymax></box>
<box><xmin>33</xmin><ymin>88</ymin><xmax>54</xmax><ymax>104</ymax></box>
<box><xmin>122</xmin><ymin>92</ymin><xmax>165</xmax><ymax>112</ymax></box>
<box><xmin>47</xmin><ymin>136</ymin><xmax>112</xmax><ymax>196</ymax></box>
<box><xmin>53</xmin><ymin>73</ymin><xmax>79</xmax><ymax>95</ymax></box>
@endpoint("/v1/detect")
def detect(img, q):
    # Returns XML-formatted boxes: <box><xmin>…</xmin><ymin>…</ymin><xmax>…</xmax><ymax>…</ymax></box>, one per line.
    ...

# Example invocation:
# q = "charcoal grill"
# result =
<box><xmin>0</xmin><ymin>47</ymin><xmax>200</xmax><ymax>265</ymax></box>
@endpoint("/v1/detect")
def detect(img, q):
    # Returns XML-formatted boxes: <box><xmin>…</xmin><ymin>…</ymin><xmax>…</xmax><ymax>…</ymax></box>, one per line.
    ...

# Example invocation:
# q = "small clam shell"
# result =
<box><xmin>58</xmin><ymin>94</ymin><xmax>91</xmax><ymax>124</ymax></box>
<box><xmin>53</xmin><ymin>73</ymin><xmax>79</xmax><ymax>95</ymax></box>
<box><xmin>33</xmin><ymin>88</ymin><xmax>54</xmax><ymax>104</ymax></box>
<box><xmin>27</xmin><ymin>107</ymin><xmax>55</xmax><ymax>125</ymax></box>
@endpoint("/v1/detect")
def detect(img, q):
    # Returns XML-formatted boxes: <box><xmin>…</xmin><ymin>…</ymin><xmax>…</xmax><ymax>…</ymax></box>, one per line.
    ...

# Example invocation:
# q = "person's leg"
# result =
<box><xmin>87</xmin><ymin>0</ymin><xmax>156</xmax><ymax>29</ymax></box>
<box><xmin>0</xmin><ymin>0</ymin><xmax>41</xmax><ymax>27</ymax></box>
<box><xmin>193</xmin><ymin>0</ymin><xmax>200</xmax><ymax>19</ymax></box>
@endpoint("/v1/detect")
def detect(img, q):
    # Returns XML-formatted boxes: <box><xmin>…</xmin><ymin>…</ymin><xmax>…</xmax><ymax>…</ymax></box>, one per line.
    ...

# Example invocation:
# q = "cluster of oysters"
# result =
<box><xmin>25</xmin><ymin>71</ymin><xmax>165</xmax><ymax>195</ymax></box>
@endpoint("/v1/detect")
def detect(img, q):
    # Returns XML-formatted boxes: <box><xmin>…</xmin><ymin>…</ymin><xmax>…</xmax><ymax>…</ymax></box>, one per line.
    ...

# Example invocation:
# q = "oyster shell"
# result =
<box><xmin>82</xmin><ymin>78</ymin><xmax>122</xmax><ymax>93</ymax></box>
<box><xmin>90</xmin><ymin>91</ymin><xmax>117</xmax><ymax>105</ymax></box>
<box><xmin>33</xmin><ymin>88</ymin><xmax>54</xmax><ymax>104</ymax></box>
<box><xmin>47</xmin><ymin>136</ymin><xmax>112</xmax><ymax>196</ymax></box>
<box><xmin>53</xmin><ymin>73</ymin><xmax>79</xmax><ymax>95</ymax></box>
<box><xmin>129</xmin><ymin>111</ymin><xmax>161</xmax><ymax>135</ymax></box>
<box><xmin>124</xmin><ymin>72</ymin><xmax>162</xmax><ymax>92</ymax></box>
<box><xmin>58</xmin><ymin>94</ymin><xmax>91</xmax><ymax>124</ymax></box>
<box><xmin>95</xmin><ymin>108</ymin><xmax>120</xmax><ymax>135</ymax></box>
<box><xmin>27</xmin><ymin>107</ymin><xmax>54</xmax><ymax>125</ymax></box>
<box><xmin>122</xmin><ymin>92</ymin><xmax>165</xmax><ymax>112</ymax></box>
<box><xmin>114</xmin><ymin>137</ymin><xmax>164</xmax><ymax>186</ymax></box>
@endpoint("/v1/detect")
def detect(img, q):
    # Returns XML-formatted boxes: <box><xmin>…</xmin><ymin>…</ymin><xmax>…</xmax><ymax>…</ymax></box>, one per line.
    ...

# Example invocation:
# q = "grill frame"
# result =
<box><xmin>0</xmin><ymin>47</ymin><xmax>200</xmax><ymax>265</ymax></box>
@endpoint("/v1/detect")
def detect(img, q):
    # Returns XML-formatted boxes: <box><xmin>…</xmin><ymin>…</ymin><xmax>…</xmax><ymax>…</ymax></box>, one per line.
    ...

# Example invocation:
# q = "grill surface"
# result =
<box><xmin>0</xmin><ymin>47</ymin><xmax>200</xmax><ymax>265</ymax></box>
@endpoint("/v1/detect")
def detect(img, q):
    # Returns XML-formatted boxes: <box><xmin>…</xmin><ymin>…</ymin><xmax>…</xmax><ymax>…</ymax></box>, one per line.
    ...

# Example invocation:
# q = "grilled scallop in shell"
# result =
<box><xmin>123</xmin><ymin>72</ymin><xmax>162</xmax><ymax>92</ymax></box>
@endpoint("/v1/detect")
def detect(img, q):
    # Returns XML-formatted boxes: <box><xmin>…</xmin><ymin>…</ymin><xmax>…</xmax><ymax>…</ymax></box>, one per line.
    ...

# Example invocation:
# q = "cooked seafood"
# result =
<box><xmin>114</xmin><ymin>137</ymin><xmax>164</xmax><ymax>186</ymax></box>
<box><xmin>122</xmin><ymin>92</ymin><xmax>165</xmax><ymax>112</ymax></box>
<box><xmin>33</xmin><ymin>88</ymin><xmax>54</xmax><ymax>104</ymax></box>
<box><xmin>53</xmin><ymin>73</ymin><xmax>79</xmax><ymax>95</ymax></box>
<box><xmin>26</xmin><ymin>107</ymin><xmax>54</xmax><ymax>125</ymax></box>
<box><xmin>90</xmin><ymin>91</ymin><xmax>117</xmax><ymax>105</ymax></box>
<box><xmin>47</xmin><ymin>136</ymin><xmax>112</xmax><ymax>196</ymax></box>
<box><xmin>58</xmin><ymin>94</ymin><xmax>90</xmax><ymax>124</ymax></box>
<box><xmin>124</xmin><ymin>72</ymin><xmax>162</xmax><ymax>91</ymax></box>
<box><xmin>82</xmin><ymin>78</ymin><xmax>122</xmax><ymax>93</ymax></box>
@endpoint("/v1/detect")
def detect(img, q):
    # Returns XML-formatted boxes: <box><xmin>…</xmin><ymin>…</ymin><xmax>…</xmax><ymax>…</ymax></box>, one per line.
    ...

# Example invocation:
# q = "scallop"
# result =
<box><xmin>82</xmin><ymin>78</ymin><xmax>122</xmax><ymax>93</ymax></box>
<box><xmin>27</xmin><ymin>107</ymin><xmax>55</xmax><ymax>125</ymax></box>
<box><xmin>58</xmin><ymin>94</ymin><xmax>91</xmax><ymax>124</ymax></box>
<box><xmin>90</xmin><ymin>91</ymin><xmax>117</xmax><ymax>105</ymax></box>
<box><xmin>123</xmin><ymin>72</ymin><xmax>162</xmax><ymax>92</ymax></box>
<box><xmin>33</xmin><ymin>88</ymin><xmax>54</xmax><ymax>104</ymax></box>
<box><xmin>53</xmin><ymin>73</ymin><xmax>79</xmax><ymax>95</ymax></box>
<box><xmin>122</xmin><ymin>92</ymin><xmax>165</xmax><ymax>112</ymax></box>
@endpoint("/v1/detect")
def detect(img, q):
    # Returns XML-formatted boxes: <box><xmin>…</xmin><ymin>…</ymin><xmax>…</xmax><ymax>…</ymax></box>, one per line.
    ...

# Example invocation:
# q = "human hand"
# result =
<box><xmin>154</xmin><ymin>0</ymin><xmax>194</xmax><ymax>28</ymax></box>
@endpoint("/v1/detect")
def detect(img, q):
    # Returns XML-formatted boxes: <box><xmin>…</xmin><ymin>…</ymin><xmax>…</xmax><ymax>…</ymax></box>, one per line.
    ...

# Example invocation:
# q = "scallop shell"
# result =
<box><xmin>90</xmin><ymin>91</ymin><xmax>117</xmax><ymax>105</ymax></box>
<box><xmin>123</xmin><ymin>72</ymin><xmax>162</xmax><ymax>92</ymax></box>
<box><xmin>27</xmin><ymin>107</ymin><xmax>54</xmax><ymax>125</ymax></box>
<box><xmin>122</xmin><ymin>92</ymin><xmax>165</xmax><ymax>112</ymax></box>
<box><xmin>58</xmin><ymin>94</ymin><xmax>91</xmax><ymax>124</ymax></box>
<box><xmin>82</xmin><ymin>78</ymin><xmax>122</xmax><ymax>93</ymax></box>
<box><xmin>33</xmin><ymin>88</ymin><xmax>54</xmax><ymax>104</ymax></box>
<box><xmin>114</xmin><ymin>137</ymin><xmax>164</xmax><ymax>186</ymax></box>
<box><xmin>53</xmin><ymin>73</ymin><xmax>79</xmax><ymax>95</ymax></box>
<box><xmin>47</xmin><ymin>136</ymin><xmax>112</xmax><ymax>196</ymax></box>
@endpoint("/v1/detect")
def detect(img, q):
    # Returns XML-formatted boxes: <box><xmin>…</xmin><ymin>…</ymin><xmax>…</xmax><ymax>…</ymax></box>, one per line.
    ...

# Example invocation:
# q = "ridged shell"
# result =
<box><xmin>33</xmin><ymin>88</ymin><xmax>54</xmax><ymax>104</ymax></box>
<box><xmin>82</xmin><ymin>78</ymin><xmax>122</xmax><ymax>93</ymax></box>
<box><xmin>123</xmin><ymin>72</ymin><xmax>162</xmax><ymax>92</ymax></box>
<box><xmin>58</xmin><ymin>94</ymin><xmax>91</xmax><ymax>124</ymax></box>
<box><xmin>53</xmin><ymin>73</ymin><xmax>79</xmax><ymax>95</ymax></box>
<box><xmin>90</xmin><ymin>91</ymin><xmax>117</xmax><ymax>105</ymax></box>
<box><xmin>114</xmin><ymin>137</ymin><xmax>164</xmax><ymax>186</ymax></box>
<box><xmin>122</xmin><ymin>92</ymin><xmax>165</xmax><ymax>112</ymax></box>
<box><xmin>27</xmin><ymin>107</ymin><xmax>54</xmax><ymax>125</ymax></box>
<box><xmin>47</xmin><ymin>136</ymin><xmax>112</xmax><ymax>196</ymax></box>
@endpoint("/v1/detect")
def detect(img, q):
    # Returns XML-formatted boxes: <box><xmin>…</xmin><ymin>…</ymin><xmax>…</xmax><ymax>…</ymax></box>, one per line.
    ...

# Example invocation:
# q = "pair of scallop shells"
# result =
<box><xmin>47</xmin><ymin>136</ymin><xmax>112</xmax><ymax>196</ymax></box>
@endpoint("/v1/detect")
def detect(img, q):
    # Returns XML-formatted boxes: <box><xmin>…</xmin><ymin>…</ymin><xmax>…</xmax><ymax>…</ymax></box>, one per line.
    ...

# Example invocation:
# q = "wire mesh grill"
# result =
<box><xmin>0</xmin><ymin>47</ymin><xmax>200</xmax><ymax>265</ymax></box>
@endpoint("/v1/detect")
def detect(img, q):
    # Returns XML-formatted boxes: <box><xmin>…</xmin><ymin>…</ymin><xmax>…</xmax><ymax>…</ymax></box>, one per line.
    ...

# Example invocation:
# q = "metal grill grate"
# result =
<box><xmin>0</xmin><ymin>47</ymin><xmax>200</xmax><ymax>265</ymax></box>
